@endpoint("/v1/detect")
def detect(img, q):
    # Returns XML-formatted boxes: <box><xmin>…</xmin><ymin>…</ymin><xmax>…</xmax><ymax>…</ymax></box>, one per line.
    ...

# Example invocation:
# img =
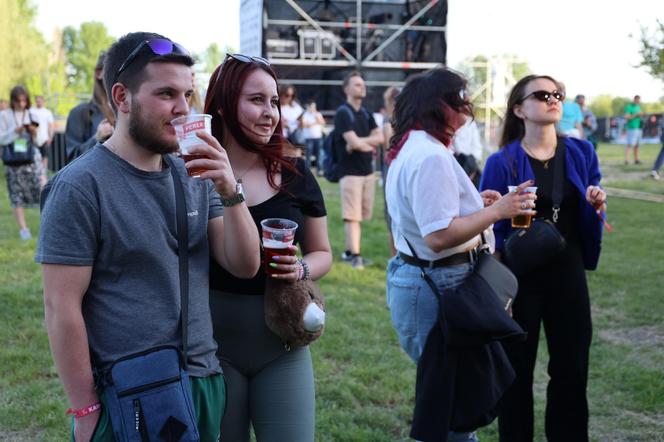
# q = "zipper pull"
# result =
<box><xmin>134</xmin><ymin>399</ymin><xmax>140</xmax><ymax>432</ymax></box>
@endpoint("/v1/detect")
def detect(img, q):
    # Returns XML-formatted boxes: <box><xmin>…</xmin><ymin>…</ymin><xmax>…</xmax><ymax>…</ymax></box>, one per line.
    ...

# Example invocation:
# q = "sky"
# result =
<box><xmin>34</xmin><ymin>0</ymin><xmax>664</xmax><ymax>102</ymax></box>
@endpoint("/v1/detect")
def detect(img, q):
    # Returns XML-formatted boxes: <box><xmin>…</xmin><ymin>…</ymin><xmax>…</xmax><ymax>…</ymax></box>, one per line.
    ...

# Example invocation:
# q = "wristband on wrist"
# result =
<box><xmin>297</xmin><ymin>258</ymin><xmax>311</xmax><ymax>280</ymax></box>
<box><xmin>66</xmin><ymin>402</ymin><xmax>102</xmax><ymax>419</ymax></box>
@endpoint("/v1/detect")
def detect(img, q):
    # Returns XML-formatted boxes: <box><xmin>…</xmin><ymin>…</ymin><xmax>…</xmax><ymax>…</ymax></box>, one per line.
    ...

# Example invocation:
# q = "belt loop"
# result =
<box><xmin>428</xmin><ymin>260</ymin><xmax>434</xmax><ymax>269</ymax></box>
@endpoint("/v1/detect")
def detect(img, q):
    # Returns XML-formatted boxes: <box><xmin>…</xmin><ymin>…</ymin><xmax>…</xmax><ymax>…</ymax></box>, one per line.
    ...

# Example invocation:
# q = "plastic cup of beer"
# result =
<box><xmin>171</xmin><ymin>114</ymin><xmax>212</xmax><ymax>178</ymax></box>
<box><xmin>260</xmin><ymin>218</ymin><xmax>298</xmax><ymax>276</ymax></box>
<box><xmin>508</xmin><ymin>186</ymin><xmax>538</xmax><ymax>228</ymax></box>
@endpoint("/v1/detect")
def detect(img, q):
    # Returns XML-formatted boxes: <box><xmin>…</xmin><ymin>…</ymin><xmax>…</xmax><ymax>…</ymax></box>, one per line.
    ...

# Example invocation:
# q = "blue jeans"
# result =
<box><xmin>305</xmin><ymin>138</ymin><xmax>323</xmax><ymax>169</ymax></box>
<box><xmin>653</xmin><ymin>142</ymin><xmax>664</xmax><ymax>172</ymax></box>
<box><xmin>386</xmin><ymin>255</ymin><xmax>479</xmax><ymax>442</ymax></box>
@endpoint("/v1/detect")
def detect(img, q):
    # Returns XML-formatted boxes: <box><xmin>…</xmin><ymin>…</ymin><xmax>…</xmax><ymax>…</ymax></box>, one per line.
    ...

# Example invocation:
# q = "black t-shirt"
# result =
<box><xmin>209</xmin><ymin>158</ymin><xmax>327</xmax><ymax>295</ymax></box>
<box><xmin>334</xmin><ymin>103</ymin><xmax>378</xmax><ymax>177</ymax></box>
<box><xmin>528</xmin><ymin>156</ymin><xmax>580</xmax><ymax>244</ymax></box>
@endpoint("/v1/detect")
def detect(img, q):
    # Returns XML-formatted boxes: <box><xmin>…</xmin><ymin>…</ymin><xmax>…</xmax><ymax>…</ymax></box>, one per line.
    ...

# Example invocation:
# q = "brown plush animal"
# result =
<box><xmin>264</xmin><ymin>279</ymin><xmax>326</xmax><ymax>349</ymax></box>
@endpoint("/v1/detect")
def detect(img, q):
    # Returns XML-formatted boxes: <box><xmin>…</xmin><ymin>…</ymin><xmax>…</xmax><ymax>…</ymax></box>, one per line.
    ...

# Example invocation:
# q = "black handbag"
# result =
<box><xmin>2</xmin><ymin>133</ymin><xmax>35</xmax><ymax>166</ymax></box>
<box><xmin>404</xmin><ymin>235</ymin><xmax>519</xmax><ymax>315</ymax></box>
<box><xmin>503</xmin><ymin>138</ymin><xmax>567</xmax><ymax>276</ymax></box>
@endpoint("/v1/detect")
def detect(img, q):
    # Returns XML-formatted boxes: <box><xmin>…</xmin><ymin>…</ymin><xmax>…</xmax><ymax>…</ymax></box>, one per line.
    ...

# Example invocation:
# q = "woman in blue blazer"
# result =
<box><xmin>480</xmin><ymin>75</ymin><xmax>607</xmax><ymax>442</ymax></box>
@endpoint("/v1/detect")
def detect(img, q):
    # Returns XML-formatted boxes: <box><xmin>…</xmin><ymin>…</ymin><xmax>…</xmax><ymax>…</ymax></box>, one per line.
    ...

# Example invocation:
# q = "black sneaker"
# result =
<box><xmin>341</xmin><ymin>251</ymin><xmax>353</xmax><ymax>262</ymax></box>
<box><xmin>351</xmin><ymin>255</ymin><xmax>365</xmax><ymax>269</ymax></box>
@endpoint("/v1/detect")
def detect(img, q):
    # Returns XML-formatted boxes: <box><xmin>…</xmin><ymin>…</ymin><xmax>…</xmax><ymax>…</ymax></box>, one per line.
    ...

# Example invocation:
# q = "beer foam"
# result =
<box><xmin>262</xmin><ymin>238</ymin><xmax>291</xmax><ymax>249</ymax></box>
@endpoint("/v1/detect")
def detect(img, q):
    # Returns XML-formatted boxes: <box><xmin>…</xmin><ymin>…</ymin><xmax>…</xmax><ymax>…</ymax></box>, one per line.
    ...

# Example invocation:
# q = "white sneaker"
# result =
<box><xmin>651</xmin><ymin>170</ymin><xmax>661</xmax><ymax>180</ymax></box>
<box><xmin>19</xmin><ymin>228</ymin><xmax>32</xmax><ymax>240</ymax></box>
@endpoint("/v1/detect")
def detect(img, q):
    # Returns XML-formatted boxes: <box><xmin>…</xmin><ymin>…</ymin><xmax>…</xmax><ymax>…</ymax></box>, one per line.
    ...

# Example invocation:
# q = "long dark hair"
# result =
<box><xmin>500</xmin><ymin>74</ymin><xmax>561</xmax><ymax>147</ymax></box>
<box><xmin>9</xmin><ymin>86</ymin><xmax>30</xmax><ymax>110</ymax></box>
<box><xmin>387</xmin><ymin>68</ymin><xmax>472</xmax><ymax>164</ymax></box>
<box><xmin>204</xmin><ymin>58</ymin><xmax>295</xmax><ymax>190</ymax></box>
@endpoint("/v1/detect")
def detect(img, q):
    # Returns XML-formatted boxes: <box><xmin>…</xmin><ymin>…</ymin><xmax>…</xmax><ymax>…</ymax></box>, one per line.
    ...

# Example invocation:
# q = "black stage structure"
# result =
<box><xmin>240</xmin><ymin>0</ymin><xmax>448</xmax><ymax>114</ymax></box>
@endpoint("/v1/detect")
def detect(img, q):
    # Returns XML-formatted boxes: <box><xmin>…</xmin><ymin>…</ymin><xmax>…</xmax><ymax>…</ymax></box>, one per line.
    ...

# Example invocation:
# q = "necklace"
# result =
<box><xmin>233</xmin><ymin>155</ymin><xmax>260</xmax><ymax>183</ymax></box>
<box><xmin>521</xmin><ymin>140</ymin><xmax>556</xmax><ymax>169</ymax></box>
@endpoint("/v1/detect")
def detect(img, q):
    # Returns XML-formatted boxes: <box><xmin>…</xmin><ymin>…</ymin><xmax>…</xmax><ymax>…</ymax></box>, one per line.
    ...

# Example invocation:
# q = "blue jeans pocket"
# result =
<box><xmin>387</xmin><ymin>279</ymin><xmax>419</xmax><ymax>339</ymax></box>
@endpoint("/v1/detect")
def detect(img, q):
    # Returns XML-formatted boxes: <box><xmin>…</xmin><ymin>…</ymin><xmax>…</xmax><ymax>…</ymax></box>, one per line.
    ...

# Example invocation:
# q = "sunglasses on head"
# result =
<box><xmin>224</xmin><ymin>53</ymin><xmax>270</xmax><ymax>66</ymax></box>
<box><xmin>115</xmin><ymin>38</ymin><xmax>189</xmax><ymax>82</ymax></box>
<box><xmin>520</xmin><ymin>90</ymin><xmax>565</xmax><ymax>104</ymax></box>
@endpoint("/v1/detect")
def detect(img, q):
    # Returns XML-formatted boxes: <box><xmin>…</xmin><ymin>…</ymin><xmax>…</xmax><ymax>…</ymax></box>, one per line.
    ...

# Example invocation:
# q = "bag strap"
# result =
<box><xmin>551</xmin><ymin>137</ymin><xmax>566</xmax><ymax>223</ymax></box>
<box><xmin>164</xmin><ymin>155</ymin><xmax>190</xmax><ymax>370</ymax></box>
<box><xmin>403</xmin><ymin>238</ymin><xmax>442</xmax><ymax>302</ymax></box>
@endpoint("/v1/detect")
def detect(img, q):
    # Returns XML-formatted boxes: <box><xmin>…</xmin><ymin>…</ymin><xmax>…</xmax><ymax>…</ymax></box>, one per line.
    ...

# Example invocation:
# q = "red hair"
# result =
<box><xmin>204</xmin><ymin>59</ymin><xmax>297</xmax><ymax>189</ymax></box>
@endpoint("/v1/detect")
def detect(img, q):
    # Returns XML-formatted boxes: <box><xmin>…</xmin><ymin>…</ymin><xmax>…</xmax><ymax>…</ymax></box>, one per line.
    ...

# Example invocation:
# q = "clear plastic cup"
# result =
<box><xmin>260</xmin><ymin>218</ymin><xmax>298</xmax><ymax>276</ymax></box>
<box><xmin>171</xmin><ymin>114</ymin><xmax>212</xmax><ymax>177</ymax></box>
<box><xmin>508</xmin><ymin>186</ymin><xmax>538</xmax><ymax>228</ymax></box>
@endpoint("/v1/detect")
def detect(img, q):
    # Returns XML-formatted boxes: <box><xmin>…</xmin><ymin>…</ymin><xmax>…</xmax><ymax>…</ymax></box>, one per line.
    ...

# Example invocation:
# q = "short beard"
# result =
<box><xmin>128</xmin><ymin>101</ymin><xmax>179</xmax><ymax>155</ymax></box>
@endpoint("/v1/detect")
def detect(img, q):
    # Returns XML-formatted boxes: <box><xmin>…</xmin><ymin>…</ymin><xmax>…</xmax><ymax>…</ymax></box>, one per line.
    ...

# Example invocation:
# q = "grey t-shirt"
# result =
<box><xmin>36</xmin><ymin>145</ymin><xmax>223</xmax><ymax>377</ymax></box>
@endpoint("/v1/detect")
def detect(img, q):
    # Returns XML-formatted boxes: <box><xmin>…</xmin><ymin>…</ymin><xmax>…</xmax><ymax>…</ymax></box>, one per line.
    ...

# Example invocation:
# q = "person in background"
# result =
<box><xmin>450</xmin><ymin>117</ymin><xmax>484</xmax><ymax>188</ymax></box>
<box><xmin>481</xmin><ymin>74</ymin><xmax>606</xmax><ymax>442</ymax></box>
<box><xmin>624</xmin><ymin>95</ymin><xmax>643</xmax><ymax>165</ymax></box>
<box><xmin>30</xmin><ymin>95</ymin><xmax>55</xmax><ymax>183</ymax></box>
<box><xmin>301</xmin><ymin>100</ymin><xmax>325</xmax><ymax>170</ymax></box>
<box><xmin>337</xmin><ymin>71</ymin><xmax>384</xmax><ymax>269</ymax></box>
<box><xmin>557</xmin><ymin>84</ymin><xmax>583</xmax><ymax>138</ymax></box>
<box><xmin>650</xmin><ymin>116</ymin><xmax>664</xmax><ymax>180</ymax></box>
<box><xmin>382</xmin><ymin>86</ymin><xmax>399</xmax><ymax>257</ymax></box>
<box><xmin>386</xmin><ymin>67</ymin><xmax>534</xmax><ymax>442</ymax></box>
<box><xmin>64</xmin><ymin>51</ymin><xmax>115</xmax><ymax>163</ymax></box>
<box><xmin>0</xmin><ymin>86</ymin><xmax>42</xmax><ymax>240</ymax></box>
<box><xmin>279</xmin><ymin>84</ymin><xmax>304</xmax><ymax>144</ymax></box>
<box><xmin>0</xmin><ymin>99</ymin><xmax>9</xmax><ymax>111</ymax></box>
<box><xmin>575</xmin><ymin>94</ymin><xmax>598</xmax><ymax>149</ymax></box>
<box><xmin>189</xmin><ymin>71</ymin><xmax>204</xmax><ymax>114</ymax></box>
<box><xmin>205</xmin><ymin>53</ymin><xmax>332</xmax><ymax>441</ymax></box>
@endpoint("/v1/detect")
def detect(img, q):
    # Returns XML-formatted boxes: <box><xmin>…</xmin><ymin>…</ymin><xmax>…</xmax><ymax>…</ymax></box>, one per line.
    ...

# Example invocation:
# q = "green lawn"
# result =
<box><xmin>0</xmin><ymin>165</ymin><xmax>663</xmax><ymax>441</ymax></box>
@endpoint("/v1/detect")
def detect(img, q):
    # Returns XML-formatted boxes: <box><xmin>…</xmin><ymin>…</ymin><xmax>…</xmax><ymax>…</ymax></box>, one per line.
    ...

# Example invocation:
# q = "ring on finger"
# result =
<box><xmin>520</xmin><ymin>202</ymin><xmax>527</xmax><ymax>210</ymax></box>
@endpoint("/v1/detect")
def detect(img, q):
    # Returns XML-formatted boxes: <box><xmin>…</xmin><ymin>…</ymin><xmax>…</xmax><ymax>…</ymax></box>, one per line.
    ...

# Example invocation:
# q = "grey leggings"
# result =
<box><xmin>210</xmin><ymin>290</ymin><xmax>315</xmax><ymax>442</ymax></box>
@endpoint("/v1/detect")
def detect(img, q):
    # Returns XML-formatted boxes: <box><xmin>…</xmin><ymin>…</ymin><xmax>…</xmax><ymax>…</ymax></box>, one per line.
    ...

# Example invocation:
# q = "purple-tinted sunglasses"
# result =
<box><xmin>115</xmin><ymin>38</ymin><xmax>189</xmax><ymax>81</ymax></box>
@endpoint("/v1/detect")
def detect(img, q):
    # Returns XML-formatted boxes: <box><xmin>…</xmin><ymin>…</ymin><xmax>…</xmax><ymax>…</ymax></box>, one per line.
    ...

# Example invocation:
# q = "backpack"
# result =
<box><xmin>321</xmin><ymin>104</ymin><xmax>371</xmax><ymax>183</ymax></box>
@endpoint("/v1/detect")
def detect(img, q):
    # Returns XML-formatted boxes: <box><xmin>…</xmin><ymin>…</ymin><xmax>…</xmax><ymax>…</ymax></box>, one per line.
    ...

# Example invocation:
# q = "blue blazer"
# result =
<box><xmin>480</xmin><ymin>137</ymin><xmax>603</xmax><ymax>270</ymax></box>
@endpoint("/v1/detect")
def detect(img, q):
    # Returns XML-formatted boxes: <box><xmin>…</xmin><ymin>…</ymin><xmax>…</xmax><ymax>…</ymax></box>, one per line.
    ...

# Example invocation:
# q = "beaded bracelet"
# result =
<box><xmin>297</xmin><ymin>258</ymin><xmax>311</xmax><ymax>280</ymax></box>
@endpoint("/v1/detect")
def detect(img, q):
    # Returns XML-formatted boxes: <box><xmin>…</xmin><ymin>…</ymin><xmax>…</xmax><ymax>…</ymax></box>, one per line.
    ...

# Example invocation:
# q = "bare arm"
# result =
<box><xmin>43</xmin><ymin>264</ymin><xmax>100</xmax><ymax>441</ymax></box>
<box><xmin>425</xmin><ymin>181</ymin><xmax>536</xmax><ymax>252</ymax></box>
<box><xmin>268</xmin><ymin>215</ymin><xmax>332</xmax><ymax>281</ymax></box>
<box><xmin>208</xmin><ymin>209</ymin><xmax>261</xmax><ymax>279</ymax></box>
<box><xmin>343</xmin><ymin>127</ymin><xmax>384</xmax><ymax>153</ymax></box>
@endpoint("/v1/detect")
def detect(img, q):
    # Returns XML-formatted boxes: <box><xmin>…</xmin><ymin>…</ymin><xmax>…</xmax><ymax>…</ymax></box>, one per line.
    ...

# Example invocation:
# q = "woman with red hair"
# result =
<box><xmin>205</xmin><ymin>54</ymin><xmax>332</xmax><ymax>441</ymax></box>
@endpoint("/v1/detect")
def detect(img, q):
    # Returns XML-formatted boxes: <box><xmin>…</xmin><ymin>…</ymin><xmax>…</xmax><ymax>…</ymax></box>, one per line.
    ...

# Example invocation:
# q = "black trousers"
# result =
<box><xmin>498</xmin><ymin>242</ymin><xmax>592</xmax><ymax>442</ymax></box>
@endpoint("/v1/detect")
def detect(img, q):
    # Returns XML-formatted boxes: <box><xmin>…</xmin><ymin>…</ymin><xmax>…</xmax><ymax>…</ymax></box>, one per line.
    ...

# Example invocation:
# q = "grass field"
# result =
<box><xmin>0</xmin><ymin>143</ymin><xmax>663</xmax><ymax>441</ymax></box>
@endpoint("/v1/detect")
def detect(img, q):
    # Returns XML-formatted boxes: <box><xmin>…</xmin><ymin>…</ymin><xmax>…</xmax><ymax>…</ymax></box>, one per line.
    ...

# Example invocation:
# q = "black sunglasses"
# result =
<box><xmin>519</xmin><ymin>90</ymin><xmax>565</xmax><ymax>104</ymax></box>
<box><xmin>115</xmin><ymin>38</ymin><xmax>189</xmax><ymax>82</ymax></box>
<box><xmin>223</xmin><ymin>53</ymin><xmax>269</xmax><ymax>66</ymax></box>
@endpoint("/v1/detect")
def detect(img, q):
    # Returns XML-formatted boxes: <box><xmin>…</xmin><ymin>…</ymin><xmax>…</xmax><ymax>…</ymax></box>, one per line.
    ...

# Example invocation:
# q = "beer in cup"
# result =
<box><xmin>260</xmin><ymin>218</ymin><xmax>298</xmax><ymax>276</ymax></box>
<box><xmin>508</xmin><ymin>186</ymin><xmax>537</xmax><ymax>228</ymax></box>
<box><xmin>171</xmin><ymin>114</ymin><xmax>212</xmax><ymax>177</ymax></box>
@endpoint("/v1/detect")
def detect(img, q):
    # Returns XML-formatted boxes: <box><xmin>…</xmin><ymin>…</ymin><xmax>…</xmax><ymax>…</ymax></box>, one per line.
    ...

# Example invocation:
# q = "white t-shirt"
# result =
<box><xmin>281</xmin><ymin>102</ymin><xmax>303</xmax><ymax>137</ymax></box>
<box><xmin>386</xmin><ymin>130</ymin><xmax>484</xmax><ymax>261</ymax></box>
<box><xmin>450</xmin><ymin>119</ymin><xmax>483</xmax><ymax>162</ymax></box>
<box><xmin>301</xmin><ymin>110</ymin><xmax>323</xmax><ymax>139</ymax></box>
<box><xmin>30</xmin><ymin>106</ymin><xmax>54</xmax><ymax>146</ymax></box>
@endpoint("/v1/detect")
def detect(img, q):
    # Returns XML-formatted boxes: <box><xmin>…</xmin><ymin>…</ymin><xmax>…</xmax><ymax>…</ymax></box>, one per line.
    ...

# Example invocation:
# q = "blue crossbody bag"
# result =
<box><xmin>100</xmin><ymin>155</ymin><xmax>200</xmax><ymax>441</ymax></box>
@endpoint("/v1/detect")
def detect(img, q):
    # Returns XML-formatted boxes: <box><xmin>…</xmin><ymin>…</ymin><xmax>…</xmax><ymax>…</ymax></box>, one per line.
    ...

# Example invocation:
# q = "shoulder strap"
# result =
<box><xmin>403</xmin><ymin>238</ymin><xmax>442</xmax><ymax>302</ymax></box>
<box><xmin>164</xmin><ymin>155</ymin><xmax>190</xmax><ymax>370</ymax></box>
<box><xmin>551</xmin><ymin>137</ymin><xmax>566</xmax><ymax>223</ymax></box>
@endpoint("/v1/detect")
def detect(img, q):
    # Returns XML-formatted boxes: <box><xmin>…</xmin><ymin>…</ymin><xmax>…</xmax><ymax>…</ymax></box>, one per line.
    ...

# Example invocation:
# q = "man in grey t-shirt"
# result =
<box><xmin>36</xmin><ymin>32</ymin><xmax>260</xmax><ymax>441</ymax></box>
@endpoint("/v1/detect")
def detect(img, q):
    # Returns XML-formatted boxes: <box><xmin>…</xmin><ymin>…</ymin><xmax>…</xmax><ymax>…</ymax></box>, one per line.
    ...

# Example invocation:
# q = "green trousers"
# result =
<box><xmin>70</xmin><ymin>374</ymin><xmax>225</xmax><ymax>442</ymax></box>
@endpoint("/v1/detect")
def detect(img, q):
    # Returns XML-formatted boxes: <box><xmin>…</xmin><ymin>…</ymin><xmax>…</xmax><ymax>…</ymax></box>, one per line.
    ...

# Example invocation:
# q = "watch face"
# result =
<box><xmin>236</xmin><ymin>181</ymin><xmax>244</xmax><ymax>196</ymax></box>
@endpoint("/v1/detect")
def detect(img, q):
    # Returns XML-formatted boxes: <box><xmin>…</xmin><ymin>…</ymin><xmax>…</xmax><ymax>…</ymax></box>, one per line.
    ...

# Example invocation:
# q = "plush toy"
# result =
<box><xmin>264</xmin><ymin>278</ymin><xmax>326</xmax><ymax>350</ymax></box>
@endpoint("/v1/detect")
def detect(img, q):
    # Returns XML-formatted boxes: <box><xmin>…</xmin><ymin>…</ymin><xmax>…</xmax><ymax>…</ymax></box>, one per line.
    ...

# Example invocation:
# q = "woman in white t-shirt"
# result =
<box><xmin>385</xmin><ymin>68</ymin><xmax>534</xmax><ymax>441</ymax></box>
<box><xmin>301</xmin><ymin>100</ymin><xmax>325</xmax><ymax>169</ymax></box>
